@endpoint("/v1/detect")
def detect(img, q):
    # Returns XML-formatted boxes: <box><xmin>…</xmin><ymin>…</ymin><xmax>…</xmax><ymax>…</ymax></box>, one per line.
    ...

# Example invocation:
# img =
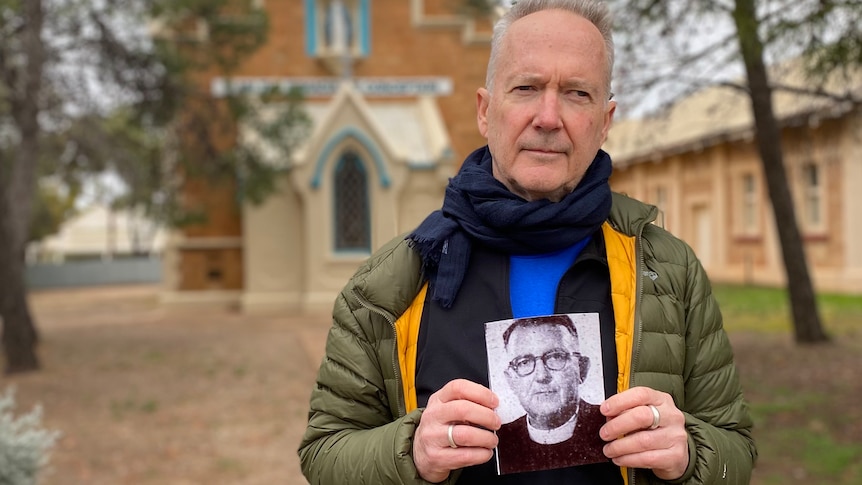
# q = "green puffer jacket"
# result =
<box><xmin>298</xmin><ymin>192</ymin><xmax>757</xmax><ymax>485</ymax></box>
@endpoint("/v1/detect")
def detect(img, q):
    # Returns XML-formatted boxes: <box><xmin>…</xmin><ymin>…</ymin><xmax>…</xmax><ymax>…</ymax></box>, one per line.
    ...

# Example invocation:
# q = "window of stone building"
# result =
<box><xmin>305</xmin><ymin>0</ymin><xmax>370</xmax><ymax>69</ymax></box>
<box><xmin>740</xmin><ymin>173</ymin><xmax>759</xmax><ymax>235</ymax></box>
<box><xmin>334</xmin><ymin>150</ymin><xmax>371</xmax><ymax>252</ymax></box>
<box><xmin>801</xmin><ymin>162</ymin><xmax>823</xmax><ymax>230</ymax></box>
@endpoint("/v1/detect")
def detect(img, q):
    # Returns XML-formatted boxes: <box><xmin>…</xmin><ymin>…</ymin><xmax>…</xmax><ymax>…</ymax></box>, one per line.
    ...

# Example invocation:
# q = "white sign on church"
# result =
<box><xmin>211</xmin><ymin>77</ymin><xmax>454</xmax><ymax>98</ymax></box>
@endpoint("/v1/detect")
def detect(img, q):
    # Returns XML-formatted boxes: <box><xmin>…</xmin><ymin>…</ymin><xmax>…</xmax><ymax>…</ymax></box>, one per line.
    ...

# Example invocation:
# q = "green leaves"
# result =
<box><xmin>2</xmin><ymin>0</ymin><xmax>310</xmax><ymax>229</ymax></box>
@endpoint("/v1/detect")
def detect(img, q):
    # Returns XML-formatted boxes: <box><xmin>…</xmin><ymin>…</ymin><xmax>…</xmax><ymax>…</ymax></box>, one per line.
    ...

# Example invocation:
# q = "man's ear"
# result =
<box><xmin>578</xmin><ymin>355</ymin><xmax>590</xmax><ymax>384</ymax></box>
<box><xmin>477</xmin><ymin>87</ymin><xmax>490</xmax><ymax>138</ymax></box>
<box><xmin>504</xmin><ymin>366</ymin><xmax>519</xmax><ymax>388</ymax></box>
<box><xmin>600</xmin><ymin>100</ymin><xmax>617</xmax><ymax>145</ymax></box>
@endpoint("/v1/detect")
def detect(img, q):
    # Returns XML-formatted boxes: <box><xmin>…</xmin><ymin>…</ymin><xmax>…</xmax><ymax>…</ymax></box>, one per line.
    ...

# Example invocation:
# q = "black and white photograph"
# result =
<box><xmin>485</xmin><ymin>313</ymin><xmax>608</xmax><ymax>475</ymax></box>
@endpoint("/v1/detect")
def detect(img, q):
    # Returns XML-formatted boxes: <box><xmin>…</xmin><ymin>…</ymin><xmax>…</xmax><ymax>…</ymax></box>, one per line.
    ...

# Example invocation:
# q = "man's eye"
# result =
<box><xmin>569</xmin><ymin>90</ymin><xmax>590</xmax><ymax>98</ymax></box>
<box><xmin>515</xmin><ymin>85</ymin><xmax>534</xmax><ymax>91</ymax></box>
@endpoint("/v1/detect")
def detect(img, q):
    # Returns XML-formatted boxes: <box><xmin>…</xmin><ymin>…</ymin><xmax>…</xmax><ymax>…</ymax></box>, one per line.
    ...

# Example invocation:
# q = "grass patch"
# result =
<box><xmin>803</xmin><ymin>433</ymin><xmax>862</xmax><ymax>478</ymax></box>
<box><xmin>755</xmin><ymin>427</ymin><xmax>862</xmax><ymax>484</ymax></box>
<box><xmin>713</xmin><ymin>284</ymin><xmax>862</xmax><ymax>334</ymax></box>
<box><xmin>748</xmin><ymin>389</ymin><xmax>824</xmax><ymax>422</ymax></box>
<box><xmin>713</xmin><ymin>285</ymin><xmax>791</xmax><ymax>332</ymax></box>
<box><xmin>713</xmin><ymin>284</ymin><xmax>862</xmax><ymax>484</ymax></box>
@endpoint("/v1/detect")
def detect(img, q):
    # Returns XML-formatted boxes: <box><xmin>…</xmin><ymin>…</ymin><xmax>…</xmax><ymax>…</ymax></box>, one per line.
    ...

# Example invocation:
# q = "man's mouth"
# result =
<box><xmin>523</xmin><ymin>147</ymin><xmax>566</xmax><ymax>155</ymax></box>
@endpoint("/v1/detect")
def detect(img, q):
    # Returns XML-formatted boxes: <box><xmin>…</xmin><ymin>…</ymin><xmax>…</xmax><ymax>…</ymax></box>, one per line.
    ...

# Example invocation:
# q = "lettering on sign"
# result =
<box><xmin>211</xmin><ymin>77</ymin><xmax>454</xmax><ymax>98</ymax></box>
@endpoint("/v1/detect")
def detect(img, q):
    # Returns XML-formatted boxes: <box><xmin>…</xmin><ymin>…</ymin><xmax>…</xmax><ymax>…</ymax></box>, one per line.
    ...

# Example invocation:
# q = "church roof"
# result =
<box><xmin>242</xmin><ymin>81</ymin><xmax>453</xmax><ymax>172</ymax></box>
<box><xmin>302</xmin><ymin>92</ymin><xmax>449</xmax><ymax>168</ymax></box>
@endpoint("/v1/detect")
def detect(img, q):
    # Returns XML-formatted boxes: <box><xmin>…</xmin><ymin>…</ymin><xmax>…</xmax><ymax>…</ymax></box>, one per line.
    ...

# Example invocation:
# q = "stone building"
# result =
<box><xmin>605</xmin><ymin>63</ymin><xmax>862</xmax><ymax>293</ymax></box>
<box><xmin>160</xmin><ymin>0</ymin><xmax>497</xmax><ymax>312</ymax></box>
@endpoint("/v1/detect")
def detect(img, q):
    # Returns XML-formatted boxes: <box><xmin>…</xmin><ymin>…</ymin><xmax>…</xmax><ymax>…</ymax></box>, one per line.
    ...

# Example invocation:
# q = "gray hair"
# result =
<box><xmin>486</xmin><ymin>0</ymin><xmax>615</xmax><ymax>96</ymax></box>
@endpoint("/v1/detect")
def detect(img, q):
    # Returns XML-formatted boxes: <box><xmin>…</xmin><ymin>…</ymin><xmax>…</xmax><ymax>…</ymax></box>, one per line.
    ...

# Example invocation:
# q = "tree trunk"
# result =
<box><xmin>0</xmin><ymin>205</ymin><xmax>40</xmax><ymax>373</ymax></box>
<box><xmin>0</xmin><ymin>0</ymin><xmax>45</xmax><ymax>374</ymax></box>
<box><xmin>732</xmin><ymin>0</ymin><xmax>829</xmax><ymax>343</ymax></box>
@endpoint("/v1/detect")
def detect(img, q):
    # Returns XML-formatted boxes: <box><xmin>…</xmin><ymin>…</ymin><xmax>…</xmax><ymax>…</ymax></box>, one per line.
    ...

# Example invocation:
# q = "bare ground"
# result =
<box><xmin>7</xmin><ymin>285</ymin><xmax>329</xmax><ymax>485</ymax></box>
<box><xmin>4</xmin><ymin>285</ymin><xmax>861</xmax><ymax>484</ymax></box>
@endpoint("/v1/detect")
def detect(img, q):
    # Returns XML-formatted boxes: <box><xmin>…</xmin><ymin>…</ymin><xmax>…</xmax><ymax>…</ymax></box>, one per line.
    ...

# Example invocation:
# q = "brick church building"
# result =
<box><xmin>161</xmin><ymin>1</ymin><xmax>862</xmax><ymax>313</ymax></box>
<box><xmin>160</xmin><ymin>0</ymin><xmax>498</xmax><ymax>313</ymax></box>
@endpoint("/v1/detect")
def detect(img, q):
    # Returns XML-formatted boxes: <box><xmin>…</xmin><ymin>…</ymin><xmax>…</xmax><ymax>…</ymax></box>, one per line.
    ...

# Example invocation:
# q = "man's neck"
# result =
<box><xmin>526</xmin><ymin>401</ymin><xmax>580</xmax><ymax>444</ymax></box>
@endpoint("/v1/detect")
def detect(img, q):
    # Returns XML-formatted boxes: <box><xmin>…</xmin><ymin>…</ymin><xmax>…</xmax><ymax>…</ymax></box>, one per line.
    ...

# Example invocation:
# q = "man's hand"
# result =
<box><xmin>414</xmin><ymin>379</ymin><xmax>502</xmax><ymax>483</ymax></box>
<box><xmin>600</xmin><ymin>386</ymin><xmax>689</xmax><ymax>481</ymax></box>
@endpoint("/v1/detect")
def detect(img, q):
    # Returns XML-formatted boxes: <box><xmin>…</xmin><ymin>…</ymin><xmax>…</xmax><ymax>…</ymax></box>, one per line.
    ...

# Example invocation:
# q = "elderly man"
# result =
<box><xmin>495</xmin><ymin>315</ymin><xmax>608</xmax><ymax>475</ymax></box>
<box><xmin>299</xmin><ymin>1</ymin><xmax>757</xmax><ymax>484</ymax></box>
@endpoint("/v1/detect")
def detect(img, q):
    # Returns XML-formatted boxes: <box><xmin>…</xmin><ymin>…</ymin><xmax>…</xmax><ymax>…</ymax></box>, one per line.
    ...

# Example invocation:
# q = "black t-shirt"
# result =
<box><xmin>415</xmin><ymin>231</ymin><xmax>623</xmax><ymax>485</ymax></box>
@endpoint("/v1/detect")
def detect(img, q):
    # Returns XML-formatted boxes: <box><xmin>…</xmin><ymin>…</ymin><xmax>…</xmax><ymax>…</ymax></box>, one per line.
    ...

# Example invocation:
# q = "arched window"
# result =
<box><xmin>334</xmin><ymin>150</ymin><xmax>370</xmax><ymax>252</ymax></box>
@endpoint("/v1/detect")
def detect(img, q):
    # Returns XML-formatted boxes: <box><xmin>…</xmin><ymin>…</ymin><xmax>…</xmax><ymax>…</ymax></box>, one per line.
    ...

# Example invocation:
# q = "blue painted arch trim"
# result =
<box><xmin>311</xmin><ymin>127</ymin><xmax>391</xmax><ymax>189</ymax></box>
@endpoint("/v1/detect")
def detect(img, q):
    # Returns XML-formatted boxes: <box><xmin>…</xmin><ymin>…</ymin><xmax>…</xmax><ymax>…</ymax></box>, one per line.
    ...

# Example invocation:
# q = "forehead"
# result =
<box><xmin>508</xmin><ymin>324</ymin><xmax>576</xmax><ymax>349</ymax></box>
<box><xmin>496</xmin><ymin>9</ymin><xmax>608</xmax><ymax>85</ymax></box>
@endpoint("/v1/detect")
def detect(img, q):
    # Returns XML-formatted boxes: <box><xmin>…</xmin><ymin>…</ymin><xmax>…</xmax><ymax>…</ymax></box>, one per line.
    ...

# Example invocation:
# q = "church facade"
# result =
<box><xmin>160</xmin><ymin>1</ymin><xmax>862</xmax><ymax>314</ymax></box>
<box><xmin>160</xmin><ymin>0</ymin><xmax>497</xmax><ymax>313</ymax></box>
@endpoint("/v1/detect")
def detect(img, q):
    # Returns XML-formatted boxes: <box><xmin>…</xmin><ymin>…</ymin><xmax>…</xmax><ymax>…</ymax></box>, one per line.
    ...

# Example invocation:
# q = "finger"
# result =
<box><xmin>600</xmin><ymin>404</ymin><xmax>660</xmax><ymax>440</ymax></box>
<box><xmin>603</xmin><ymin>428</ymin><xmax>688</xmax><ymax>480</ymax></box>
<box><xmin>426</xmin><ymin>380</ymin><xmax>501</xmax><ymax>431</ymax></box>
<box><xmin>414</xmin><ymin>381</ymin><xmax>505</xmax><ymax>482</ymax></box>
<box><xmin>415</xmin><ymin>380</ymin><xmax>500</xmax><ymax>483</ymax></box>
<box><xmin>414</xmin><ymin>421</ymin><xmax>496</xmax><ymax>482</ymax></box>
<box><xmin>603</xmin><ymin>426</ymin><xmax>670</xmax><ymax>458</ymax></box>
<box><xmin>605</xmin><ymin>443</ymin><xmax>674</xmax><ymax>469</ymax></box>
<box><xmin>423</xmin><ymin>441</ymin><xmax>495</xmax><ymax>475</ymax></box>
<box><xmin>437</xmin><ymin>379</ymin><xmax>499</xmax><ymax>409</ymax></box>
<box><xmin>600</xmin><ymin>386</ymin><xmax>660</xmax><ymax>417</ymax></box>
<box><xmin>435</xmin><ymin>399</ymin><xmax>501</xmax><ymax>432</ymax></box>
<box><xmin>448</xmin><ymin>422</ymin><xmax>499</xmax><ymax>450</ymax></box>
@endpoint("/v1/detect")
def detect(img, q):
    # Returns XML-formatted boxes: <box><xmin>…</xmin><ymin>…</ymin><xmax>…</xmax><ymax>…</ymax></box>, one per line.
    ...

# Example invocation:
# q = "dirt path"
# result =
<box><xmin>7</xmin><ymin>285</ymin><xmax>330</xmax><ymax>485</ymax></box>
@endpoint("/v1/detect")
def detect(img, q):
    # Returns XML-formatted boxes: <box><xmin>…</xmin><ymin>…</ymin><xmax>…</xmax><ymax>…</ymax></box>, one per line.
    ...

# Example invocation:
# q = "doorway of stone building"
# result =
<box><xmin>692</xmin><ymin>204</ymin><xmax>712</xmax><ymax>271</ymax></box>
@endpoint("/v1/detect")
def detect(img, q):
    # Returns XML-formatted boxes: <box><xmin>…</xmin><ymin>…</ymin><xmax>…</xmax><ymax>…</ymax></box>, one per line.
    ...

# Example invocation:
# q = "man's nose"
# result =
<box><xmin>532</xmin><ymin>91</ymin><xmax>563</xmax><ymax>131</ymax></box>
<box><xmin>534</xmin><ymin>359</ymin><xmax>553</xmax><ymax>383</ymax></box>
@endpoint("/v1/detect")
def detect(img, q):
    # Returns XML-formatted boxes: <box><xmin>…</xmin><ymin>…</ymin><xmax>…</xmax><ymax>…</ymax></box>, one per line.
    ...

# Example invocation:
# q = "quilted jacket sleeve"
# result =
<box><xmin>298</xmin><ymin>289</ymin><xmax>434</xmax><ymax>485</ymax></box>
<box><xmin>639</xmin><ymin>227</ymin><xmax>757</xmax><ymax>485</ymax></box>
<box><xmin>297</xmin><ymin>238</ymin><xmax>453</xmax><ymax>485</ymax></box>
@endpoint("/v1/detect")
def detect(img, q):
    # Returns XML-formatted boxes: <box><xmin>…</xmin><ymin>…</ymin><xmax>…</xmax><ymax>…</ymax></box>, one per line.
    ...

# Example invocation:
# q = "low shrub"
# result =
<box><xmin>0</xmin><ymin>387</ymin><xmax>61</xmax><ymax>485</ymax></box>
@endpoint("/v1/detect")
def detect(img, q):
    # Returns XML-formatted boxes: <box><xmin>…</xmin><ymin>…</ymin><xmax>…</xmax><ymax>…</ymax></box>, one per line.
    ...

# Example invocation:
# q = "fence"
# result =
<box><xmin>26</xmin><ymin>257</ymin><xmax>162</xmax><ymax>289</ymax></box>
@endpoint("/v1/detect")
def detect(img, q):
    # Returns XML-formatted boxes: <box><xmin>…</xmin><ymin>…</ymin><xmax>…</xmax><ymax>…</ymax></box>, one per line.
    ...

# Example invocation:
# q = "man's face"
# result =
<box><xmin>504</xmin><ymin>324</ymin><xmax>582</xmax><ymax>429</ymax></box>
<box><xmin>476</xmin><ymin>9</ymin><xmax>616</xmax><ymax>202</ymax></box>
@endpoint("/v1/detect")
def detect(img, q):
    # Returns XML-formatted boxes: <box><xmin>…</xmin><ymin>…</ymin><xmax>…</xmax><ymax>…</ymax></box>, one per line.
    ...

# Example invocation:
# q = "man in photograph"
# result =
<box><xmin>495</xmin><ymin>315</ymin><xmax>608</xmax><ymax>474</ymax></box>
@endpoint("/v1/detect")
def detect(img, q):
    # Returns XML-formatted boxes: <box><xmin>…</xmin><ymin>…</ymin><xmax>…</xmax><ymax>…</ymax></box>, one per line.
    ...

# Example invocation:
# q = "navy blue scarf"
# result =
<box><xmin>407</xmin><ymin>146</ymin><xmax>612</xmax><ymax>308</ymax></box>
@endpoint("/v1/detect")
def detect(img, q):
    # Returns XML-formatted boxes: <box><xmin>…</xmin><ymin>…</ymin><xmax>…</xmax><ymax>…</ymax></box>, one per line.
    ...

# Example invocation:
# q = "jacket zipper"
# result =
<box><xmin>628</xmin><ymin>226</ymin><xmax>646</xmax><ymax>485</ymax></box>
<box><xmin>351</xmin><ymin>288</ymin><xmax>406</xmax><ymax>418</ymax></box>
